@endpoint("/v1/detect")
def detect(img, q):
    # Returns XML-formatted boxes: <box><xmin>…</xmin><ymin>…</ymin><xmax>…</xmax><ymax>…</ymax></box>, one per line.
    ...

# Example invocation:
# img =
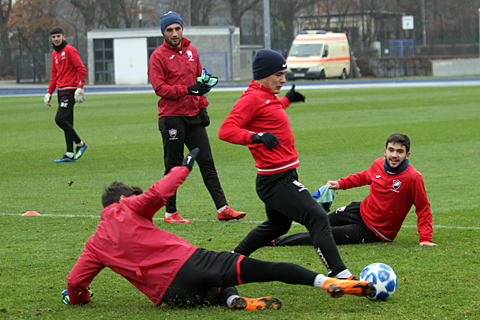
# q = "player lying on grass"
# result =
<box><xmin>63</xmin><ymin>148</ymin><xmax>374</xmax><ymax>310</ymax></box>
<box><xmin>266</xmin><ymin>133</ymin><xmax>438</xmax><ymax>248</ymax></box>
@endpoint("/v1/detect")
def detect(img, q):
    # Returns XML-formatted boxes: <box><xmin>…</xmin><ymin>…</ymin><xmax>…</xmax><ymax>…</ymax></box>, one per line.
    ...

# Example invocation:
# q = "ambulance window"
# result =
<box><xmin>289</xmin><ymin>44</ymin><xmax>323</xmax><ymax>57</ymax></box>
<box><xmin>322</xmin><ymin>45</ymin><xmax>328</xmax><ymax>57</ymax></box>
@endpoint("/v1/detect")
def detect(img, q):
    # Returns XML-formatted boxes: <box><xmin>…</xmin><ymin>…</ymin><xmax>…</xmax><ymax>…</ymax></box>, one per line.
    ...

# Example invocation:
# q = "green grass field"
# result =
<box><xmin>1</xmin><ymin>85</ymin><xmax>479</xmax><ymax>319</ymax></box>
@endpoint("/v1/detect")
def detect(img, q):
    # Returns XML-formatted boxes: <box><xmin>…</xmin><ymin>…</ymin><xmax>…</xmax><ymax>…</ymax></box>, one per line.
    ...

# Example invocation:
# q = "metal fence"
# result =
<box><xmin>388</xmin><ymin>40</ymin><xmax>415</xmax><ymax>57</ymax></box>
<box><xmin>15</xmin><ymin>54</ymin><xmax>46</xmax><ymax>84</ymax></box>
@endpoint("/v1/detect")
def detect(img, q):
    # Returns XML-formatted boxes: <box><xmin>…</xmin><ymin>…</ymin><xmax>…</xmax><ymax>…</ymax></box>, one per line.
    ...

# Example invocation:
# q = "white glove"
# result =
<box><xmin>44</xmin><ymin>93</ymin><xmax>52</xmax><ymax>107</ymax></box>
<box><xmin>74</xmin><ymin>88</ymin><xmax>85</xmax><ymax>103</ymax></box>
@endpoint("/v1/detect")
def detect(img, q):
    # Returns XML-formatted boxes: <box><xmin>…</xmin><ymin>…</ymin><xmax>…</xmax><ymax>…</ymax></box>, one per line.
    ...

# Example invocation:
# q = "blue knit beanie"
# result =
<box><xmin>252</xmin><ymin>49</ymin><xmax>287</xmax><ymax>80</ymax></box>
<box><xmin>160</xmin><ymin>11</ymin><xmax>184</xmax><ymax>35</ymax></box>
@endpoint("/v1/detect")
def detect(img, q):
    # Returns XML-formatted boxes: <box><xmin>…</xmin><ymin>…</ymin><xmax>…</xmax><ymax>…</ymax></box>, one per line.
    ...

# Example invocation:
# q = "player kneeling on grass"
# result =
<box><xmin>62</xmin><ymin>148</ymin><xmax>374</xmax><ymax>310</ymax></box>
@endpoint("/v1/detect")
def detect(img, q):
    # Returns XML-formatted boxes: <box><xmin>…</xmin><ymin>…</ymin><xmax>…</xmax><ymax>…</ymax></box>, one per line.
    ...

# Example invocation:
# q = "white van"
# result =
<box><xmin>286</xmin><ymin>30</ymin><xmax>350</xmax><ymax>80</ymax></box>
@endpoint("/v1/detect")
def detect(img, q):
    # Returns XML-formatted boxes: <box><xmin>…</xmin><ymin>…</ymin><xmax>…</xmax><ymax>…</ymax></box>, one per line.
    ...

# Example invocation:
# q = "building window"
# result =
<box><xmin>94</xmin><ymin>39</ymin><xmax>114</xmax><ymax>84</ymax></box>
<box><xmin>147</xmin><ymin>37</ymin><xmax>163</xmax><ymax>60</ymax></box>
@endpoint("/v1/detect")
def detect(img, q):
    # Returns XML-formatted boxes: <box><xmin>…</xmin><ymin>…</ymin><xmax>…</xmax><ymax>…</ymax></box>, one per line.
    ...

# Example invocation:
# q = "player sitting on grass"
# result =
<box><xmin>267</xmin><ymin>133</ymin><xmax>438</xmax><ymax>247</ymax></box>
<box><xmin>62</xmin><ymin>148</ymin><xmax>374</xmax><ymax>310</ymax></box>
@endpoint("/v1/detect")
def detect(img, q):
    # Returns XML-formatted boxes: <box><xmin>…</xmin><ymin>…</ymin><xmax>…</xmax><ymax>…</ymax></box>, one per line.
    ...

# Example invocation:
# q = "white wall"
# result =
<box><xmin>87</xmin><ymin>26</ymin><xmax>242</xmax><ymax>84</ymax></box>
<box><xmin>114</xmin><ymin>38</ymin><xmax>149</xmax><ymax>85</ymax></box>
<box><xmin>432</xmin><ymin>58</ymin><xmax>480</xmax><ymax>77</ymax></box>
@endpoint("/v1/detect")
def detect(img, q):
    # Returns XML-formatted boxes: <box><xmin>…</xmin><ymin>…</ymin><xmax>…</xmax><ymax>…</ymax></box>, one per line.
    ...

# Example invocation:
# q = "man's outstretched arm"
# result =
<box><xmin>126</xmin><ymin>148</ymin><xmax>199</xmax><ymax>219</ymax></box>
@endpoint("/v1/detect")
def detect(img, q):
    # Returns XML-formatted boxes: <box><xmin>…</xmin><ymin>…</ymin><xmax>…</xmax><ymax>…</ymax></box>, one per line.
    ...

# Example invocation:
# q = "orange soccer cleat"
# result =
<box><xmin>322</xmin><ymin>278</ymin><xmax>375</xmax><ymax>299</ymax></box>
<box><xmin>218</xmin><ymin>205</ymin><xmax>246</xmax><ymax>221</ymax></box>
<box><xmin>164</xmin><ymin>212</ymin><xmax>190</xmax><ymax>224</ymax></box>
<box><xmin>231</xmin><ymin>296</ymin><xmax>282</xmax><ymax>311</ymax></box>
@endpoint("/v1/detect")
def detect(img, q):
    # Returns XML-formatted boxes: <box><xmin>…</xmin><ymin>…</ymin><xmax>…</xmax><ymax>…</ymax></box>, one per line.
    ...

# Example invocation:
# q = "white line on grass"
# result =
<box><xmin>1</xmin><ymin>212</ymin><xmax>479</xmax><ymax>230</ymax></box>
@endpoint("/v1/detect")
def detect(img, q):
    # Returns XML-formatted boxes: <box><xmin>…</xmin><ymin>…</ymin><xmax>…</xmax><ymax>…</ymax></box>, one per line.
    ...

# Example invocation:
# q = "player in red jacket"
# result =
<box><xmin>270</xmin><ymin>133</ymin><xmax>438</xmax><ymax>247</ymax></box>
<box><xmin>147</xmin><ymin>11</ymin><xmax>244</xmax><ymax>224</ymax></box>
<box><xmin>44</xmin><ymin>26</ymin><xmax>88</xmax><ymax>163</ymax></box>
<box><xmin>218</xmin><ymin>49</ymin><xmax>369</xmax><ymax>282</ymax></box>
<box><xmin>62</xmin><ymin>148</ymin><xmax>374</xmax><ymax>310</ymax></box>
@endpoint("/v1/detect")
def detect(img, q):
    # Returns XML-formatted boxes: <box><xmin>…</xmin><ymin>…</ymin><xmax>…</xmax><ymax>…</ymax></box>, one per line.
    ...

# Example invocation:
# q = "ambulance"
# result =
<box><xmin>286</xmin><ymin>30</ymin><xmax>350</xmax><ymax>80</ymax></box>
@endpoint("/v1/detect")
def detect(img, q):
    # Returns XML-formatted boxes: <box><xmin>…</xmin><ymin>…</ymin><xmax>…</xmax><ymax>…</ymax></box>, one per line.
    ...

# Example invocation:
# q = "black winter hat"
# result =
<box><xmin>252</xmin><ymin>49</ymin><xmax>287</xmax><ymax>80</ymax></box>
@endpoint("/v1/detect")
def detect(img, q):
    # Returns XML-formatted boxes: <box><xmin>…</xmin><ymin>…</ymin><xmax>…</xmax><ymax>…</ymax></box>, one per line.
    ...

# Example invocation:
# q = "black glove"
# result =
<box><xmin>187</xmin><ymin>83</ymin><xmax>210</xmax><ymax>96</ymax></box>
<box><xmin>182</xmin><ymin>147</ymin><xmax>200</xmax><ymax>172</ymax></box>
<box><xmin>285</xmin><ymin>84</ymin><xmax>305</xmax><ymax>103</ymax></box>
<box><xmin>198</xmin><ymin>108</ymin><xmax>210</xmax><ymax>127</ymax></box>
<box><xmin>251</xmin><ymin>132</ymin><xmax>280</xmax><ymax>151</ymax></box>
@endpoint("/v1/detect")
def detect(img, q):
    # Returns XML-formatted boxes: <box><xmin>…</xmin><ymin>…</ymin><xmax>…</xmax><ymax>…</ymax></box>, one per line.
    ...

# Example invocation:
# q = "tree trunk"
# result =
<box><xmin>0</xmin><ymin>0</ymin><xmax>13</xmax><ymax>77</ymax></box>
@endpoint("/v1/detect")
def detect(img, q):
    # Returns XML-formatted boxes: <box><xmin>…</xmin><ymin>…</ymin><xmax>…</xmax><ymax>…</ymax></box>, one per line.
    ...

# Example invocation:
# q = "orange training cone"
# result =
<box><xmin>22</xmin><ymin>211</ymin><xmax>41</xmax><ymax>216</ymax></box>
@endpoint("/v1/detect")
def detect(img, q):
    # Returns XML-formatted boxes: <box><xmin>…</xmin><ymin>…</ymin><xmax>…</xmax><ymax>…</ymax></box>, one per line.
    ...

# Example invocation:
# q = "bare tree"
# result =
<box><xmin>95</xmin><ymin>0</ymin><xmax>121</xmax><ymax>28</ymax></box>
<box><xmin>70</xmin><ymin>0</ymin><xmax>97</xmax><ymax>31</ymax></box>
<box><xmin>9</xmin><ymin>0</ymin><xmax>62</xmax><ymax>55</ymax></box>
<box><xmin>189</xmin><ymin>0</ymin><xmax>213</xmax><ymax>25</ymax></box>
<box><xmin>119</xmin><ymin>0</ymin><xmax>143</xmax><ymax>28</ymax></box>
<box><xmin>221</xmin><ymin>0</ymin><xmax>259</xmax><ymax>46</ymax></box>
<box><xmin>225</xmin><ymin>0</ymin><xmax>258</xmax><ymax>26</ymax></box>
<box><xmin>0</xmin><ymin>0</ymin><xmax>13</xmax><ymax>76</ymax></box>
<box><xmin>270</xmin><ymin>0</ymin><xmax>318</xmax><ymax>53</ymax></box>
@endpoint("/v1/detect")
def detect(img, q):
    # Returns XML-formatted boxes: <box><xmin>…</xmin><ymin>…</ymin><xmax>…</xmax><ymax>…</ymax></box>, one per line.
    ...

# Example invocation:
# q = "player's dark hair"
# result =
<box><xmin>101</xmin><ymin>181</ymin><xmax>143</xmax><ymax>208</ymax></box>
<box><xmin>386</xmin><ymin>133</ymin><xmax>410</xmax><ymax>153</ymax></box>
<box><xmin>50</xmin><ymin>26</ymin><xmax>65</xmax><ymax>35</ymax></box>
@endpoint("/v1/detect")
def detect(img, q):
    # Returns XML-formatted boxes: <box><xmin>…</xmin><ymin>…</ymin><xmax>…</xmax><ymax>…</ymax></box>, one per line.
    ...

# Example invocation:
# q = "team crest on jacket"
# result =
<box><xmin>391</xmin><ymin>179</ymin><xmax>402</xmax><ymax>192</ymax></box>
<box><xmin>187</xmin><ymin>50</ymin><xmax>194</xmax><ymax>61</ymax></box>
<box><xmin>168</xmin><ymin>128</ymin><xmax>178</xmax><ymax>140</ymax></box>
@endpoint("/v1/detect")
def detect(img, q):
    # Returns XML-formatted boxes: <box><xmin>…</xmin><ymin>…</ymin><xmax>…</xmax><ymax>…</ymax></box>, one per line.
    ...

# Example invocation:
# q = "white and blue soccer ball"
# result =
<box><xmin>360</xmin><ymin>263</ymin><xmax>397</xmax><ymax>301</ymax></box>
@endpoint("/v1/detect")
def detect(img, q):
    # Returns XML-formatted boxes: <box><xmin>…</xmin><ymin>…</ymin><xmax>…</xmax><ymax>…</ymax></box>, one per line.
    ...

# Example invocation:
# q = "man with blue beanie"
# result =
<box><xmin>148</xmin><ymin>11</ymin><xmax>245</xmax><ymax>224</ymax></box>
<box><xmin>160</xmin><ymin>11</ymin><xmax>184</xmax><ymax>35</ymax></box>
<box><xmin>218</xmin><ymin>49</ymin><xmax>375</xmax><ymax>296</ymax></box>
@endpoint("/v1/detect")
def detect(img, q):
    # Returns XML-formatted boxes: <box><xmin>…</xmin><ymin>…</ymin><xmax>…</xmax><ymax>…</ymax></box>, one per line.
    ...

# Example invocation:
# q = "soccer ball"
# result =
<box><xmin>360</xmin><ymin>263</ymin><xmax>397</xmax><ymax>300</ymax></box>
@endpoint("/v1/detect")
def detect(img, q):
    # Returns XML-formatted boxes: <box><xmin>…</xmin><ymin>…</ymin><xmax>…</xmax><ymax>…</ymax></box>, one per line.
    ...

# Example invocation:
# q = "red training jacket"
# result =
<box><xmin>66</xmin><ymin>166</ymin><xmax>198</xmax><ymax>306</ymax></box>
<box><xmin>48</xmin><ymin>44</ymin><xmax>86</xmax><ymax>94</ymax></box>
<box><xmin>218</xmin><ymin>81</ymin><xmax>299</xmax><ymax>174</ymax></box>
<box><xmin>148</xmin><ymin>38</ymin><xmax>208</xmax><ymax>118</ymax></box>
<box><xmin>337</xmin><ymin>157</ymin><xmax>433</xmax><ymax>243</ymax></box>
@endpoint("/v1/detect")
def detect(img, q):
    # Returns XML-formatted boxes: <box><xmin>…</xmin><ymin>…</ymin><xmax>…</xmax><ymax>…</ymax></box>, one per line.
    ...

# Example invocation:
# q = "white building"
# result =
<box><xmin>86</xmin><ymin>26</ymin><xmax>257</xmax><ymax>85</ymax></box>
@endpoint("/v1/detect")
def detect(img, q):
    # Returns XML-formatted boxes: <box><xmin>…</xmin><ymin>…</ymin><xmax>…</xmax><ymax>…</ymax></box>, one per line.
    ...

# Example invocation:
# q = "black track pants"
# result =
<box><xmin>234</xmin><ymin>169</ymin><xmax>347</xmax><ymax>277</ymax></box>
<box><xmin>55</xmin><ymin>90</ymin><xmax>81</xmax><ymax>153</ymax></box>
<box><xmin>275</xmin><ymin>202</ymin><xmax>381</xmax><ymax>246</ymax></box>
<box><xmin>163</xmin><ymin>248</ymin><xmax>317</xmax><ymax>307</ymax></box>
<box><xmin>159</xmin><ymin>115</ymin><xmax>227</xmax><ymax>212</ymax></box>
